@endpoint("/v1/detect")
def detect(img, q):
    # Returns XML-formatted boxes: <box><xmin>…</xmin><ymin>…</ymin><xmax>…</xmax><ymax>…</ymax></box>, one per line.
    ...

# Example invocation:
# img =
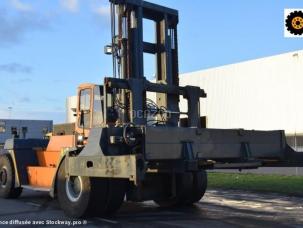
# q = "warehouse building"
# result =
<box><xmin>0</xmin><ymin>119</ymin><xmax>52</xmax><ymax>148</ymax></box>
<box><xmin>179</xmin><ymin>49</ymin><xmax>303</xmax><ymax>152</ymax></box>
<box><xmin>66</xmin><ymin>96</ymin><xmax>77</xmax><ymax>124</ymax></box>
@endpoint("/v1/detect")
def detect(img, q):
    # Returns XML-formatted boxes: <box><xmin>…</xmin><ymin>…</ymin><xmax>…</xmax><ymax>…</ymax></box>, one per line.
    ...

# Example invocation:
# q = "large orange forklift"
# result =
<box><xmin>0</xmin><ymin>83</ymin><xmax>97</xmax><ymax>194</ymax></box>
<box><xmin>1</xmin><ymin>0</ymin><xmax>303</xmax><ymax>218</ymax></box>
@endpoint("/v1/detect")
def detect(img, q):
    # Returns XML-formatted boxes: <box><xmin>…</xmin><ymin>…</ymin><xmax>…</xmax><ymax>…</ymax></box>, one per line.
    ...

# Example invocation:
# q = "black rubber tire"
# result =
<box><xmin>154</xmin><ymin>172</ymin><xmax>193</xmax><ymax>207</ymax></box>
<box><xmin>154</xmin><ymin>171</ymin><xmax>207</xmax><ymax>207</ymax></box>
<box><xmin>57</xmin><ymin>159</ymin><xmax>126</xmax><ymax>218</ymax></box>
<box><xmin>0</xmin><ymin>154</ymin><xmax>23</xmax><ymax>199</ymax></box>
<box><xmin>184</xmin><ymin>170</ymin><xmax>208</xmax><ymax>205</ymax></box>
<box><xmin>106</xmin><ymin>179</ymin><xmax>127</xmax><ymax>215</ymax></box>
<box><xmin>57</xmin><ymin>159</ymin><xmax>106</xmax><ymax>218</ymax></box>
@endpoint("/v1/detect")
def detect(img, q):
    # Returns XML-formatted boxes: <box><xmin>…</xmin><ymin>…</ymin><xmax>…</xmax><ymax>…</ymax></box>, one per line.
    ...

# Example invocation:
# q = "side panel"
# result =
<box><xmin>27</xmin><ymin>167</ymin><xmax>56</xmax><ymax>187</ymax></box>
<box><xmin>3</xmin><ymin>139</ymin><xmax>49</xmax><ymax>186</ymax></box>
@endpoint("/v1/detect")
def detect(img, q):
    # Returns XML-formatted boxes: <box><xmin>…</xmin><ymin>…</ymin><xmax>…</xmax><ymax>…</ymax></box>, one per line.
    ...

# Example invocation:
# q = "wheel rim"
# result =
<box><xmin>65</xmin><ymin>176</ymin><xmax>83</xmax><ymax>202</ymax></box>
<box><xmin>0</xmin><ymin>167</ymin><xmax>8</xmax><ymax>187</ymax></box>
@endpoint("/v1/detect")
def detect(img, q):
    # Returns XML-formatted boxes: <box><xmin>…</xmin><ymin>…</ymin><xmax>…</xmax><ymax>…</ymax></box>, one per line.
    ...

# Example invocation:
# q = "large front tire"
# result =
<box><xmin>57</xmin><ymin>159</ymin><xmax>127</xmax><ymax>218</ymax></box>
<box><xmin>57</xmin><ymin>159</ymin><xmax>107</xmax><ymax>218</ymax></box>
<box><xmin>0</xmin><ymin>154</ymin><xmax>22</xmax><ymax>199</ymax></box>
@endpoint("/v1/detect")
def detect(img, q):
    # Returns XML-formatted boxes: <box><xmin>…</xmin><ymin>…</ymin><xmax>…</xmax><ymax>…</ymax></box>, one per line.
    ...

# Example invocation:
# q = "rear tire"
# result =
<box><xmin>154</xmin><ymin>170</ymin><xmax>207</xmax><ymax>207</ymax></box>
<box><xmin>185</xmin><ymin>171</ymin><xmax>208</xmax><ymax>204</ymax></box>
<box><xmin>0</xmin><ymin>154</ymin><xmax>23</xmax><ymax>199</ymax></box>
<box><xmin>57</xmin><ymin>159</ymin><xmax>126</xmax><ymax>218</ymax></box>
<box><xmin>154</xmin><ymin>172</ymin><xmax>193</xmax><ymax>207</ymax></box>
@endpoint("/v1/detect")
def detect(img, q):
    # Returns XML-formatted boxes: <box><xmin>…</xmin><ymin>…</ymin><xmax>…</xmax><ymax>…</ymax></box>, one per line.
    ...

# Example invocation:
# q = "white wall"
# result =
<box><xmin>180</xmin><ymin>50</ymin><xmax>303</xmax><ymax>134</ymax></box>
<box><xmin>66</xmin><ymin>96</ymin><xmax>77</xmax><ymax>123</ymax></box>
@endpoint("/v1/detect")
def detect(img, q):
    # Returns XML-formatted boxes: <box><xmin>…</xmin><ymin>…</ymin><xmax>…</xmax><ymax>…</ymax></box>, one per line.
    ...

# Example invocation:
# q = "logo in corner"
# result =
<box><xmin>285</xmin><ymin>9</ymin><xmax>303</xmax><ymax>37</ymax></box>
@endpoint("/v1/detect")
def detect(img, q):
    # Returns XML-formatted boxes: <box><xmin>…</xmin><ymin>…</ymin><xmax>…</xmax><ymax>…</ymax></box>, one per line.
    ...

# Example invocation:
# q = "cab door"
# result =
<box><xmin>76</xmin><ymin>85</ymin><xmax>94</xmax><ymax>137</ymax></box>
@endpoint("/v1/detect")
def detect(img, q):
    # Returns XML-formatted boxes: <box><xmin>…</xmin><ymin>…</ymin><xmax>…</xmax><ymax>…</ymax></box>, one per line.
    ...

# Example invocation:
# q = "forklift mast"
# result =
<box><xmin>107</xmin><ymin>0</ymin><xmax>182</xmax><ymax>126</ymax></box>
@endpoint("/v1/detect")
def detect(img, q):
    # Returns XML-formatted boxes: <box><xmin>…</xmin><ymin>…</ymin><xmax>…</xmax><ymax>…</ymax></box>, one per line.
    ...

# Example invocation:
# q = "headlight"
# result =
<box><xmin>77</xmin><ymin>134</ymin><xmax>84</xmax><ymax>144</ymax></box>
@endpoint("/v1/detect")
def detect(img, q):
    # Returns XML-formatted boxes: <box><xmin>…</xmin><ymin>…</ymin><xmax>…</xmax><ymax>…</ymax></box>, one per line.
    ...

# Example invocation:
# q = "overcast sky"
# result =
<box><xmin>0</xmin><ymin>0</ymin><xmax>302</xmax><ymax>123</ymax></box>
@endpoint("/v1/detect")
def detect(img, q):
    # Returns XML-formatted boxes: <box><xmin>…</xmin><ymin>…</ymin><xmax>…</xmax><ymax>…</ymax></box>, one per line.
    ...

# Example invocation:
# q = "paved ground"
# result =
<box><xmin>0</xmin><ymin>189</ymin><xmax>302</xmax><ymax>227</ymax></box>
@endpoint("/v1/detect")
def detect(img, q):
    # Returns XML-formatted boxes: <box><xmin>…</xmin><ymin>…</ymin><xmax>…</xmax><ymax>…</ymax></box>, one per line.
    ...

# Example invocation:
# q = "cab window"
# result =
<box><xmin>79</xmin><ymin>89</ymin><xmax>91</xmax><ymax>129</ymax></box>
<box><xmin>92</xmin><ymin>86</ymin><xmax>104</xmax><ymax>127</ymax></box>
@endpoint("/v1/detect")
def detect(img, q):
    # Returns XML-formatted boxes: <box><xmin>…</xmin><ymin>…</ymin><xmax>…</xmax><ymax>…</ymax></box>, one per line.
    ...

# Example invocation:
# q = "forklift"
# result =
<box><xmin>1</xmin><ymin>0</ymin><xmax>303</xmax><ymax>218</ymax></box>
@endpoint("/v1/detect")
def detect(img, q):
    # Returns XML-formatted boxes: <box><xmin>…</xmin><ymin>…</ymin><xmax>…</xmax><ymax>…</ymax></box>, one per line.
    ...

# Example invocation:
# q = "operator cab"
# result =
<box><xmin>75</xmin><ymin>84</ymin><xmax>104</xmax><ymax>137</ymax></box>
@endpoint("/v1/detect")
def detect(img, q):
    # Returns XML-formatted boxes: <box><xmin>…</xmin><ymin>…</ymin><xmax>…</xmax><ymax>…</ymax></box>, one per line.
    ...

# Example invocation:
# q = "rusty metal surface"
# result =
<box><xmin>67</xmin><ymin>154</ymin><xmax>138</xmax><ymax>183</ymax></box>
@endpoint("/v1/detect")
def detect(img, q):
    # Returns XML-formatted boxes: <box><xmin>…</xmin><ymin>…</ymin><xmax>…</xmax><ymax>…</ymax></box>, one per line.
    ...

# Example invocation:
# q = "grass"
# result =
<box><xmin>207</xmin><ymin>172</ymin><xmax>303</xmax><ymax>196</ymax></box>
